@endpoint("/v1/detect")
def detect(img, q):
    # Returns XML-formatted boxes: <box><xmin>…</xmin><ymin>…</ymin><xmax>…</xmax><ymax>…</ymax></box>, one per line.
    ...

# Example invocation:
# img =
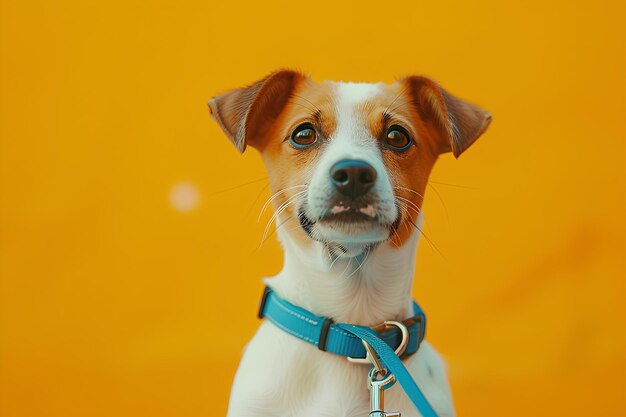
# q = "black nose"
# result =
<box><xmin>329</xmin><ymin>159</ymin><xmax>377</xmax><ymax>199</ymax></box>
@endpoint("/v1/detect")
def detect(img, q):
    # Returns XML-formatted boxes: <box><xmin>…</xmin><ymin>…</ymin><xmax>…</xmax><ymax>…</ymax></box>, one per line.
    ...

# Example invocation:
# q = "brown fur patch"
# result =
<box><xmin>258</xmin><ymin>79</ymin><xmax>339</xmax><ymax>247</ymax></box>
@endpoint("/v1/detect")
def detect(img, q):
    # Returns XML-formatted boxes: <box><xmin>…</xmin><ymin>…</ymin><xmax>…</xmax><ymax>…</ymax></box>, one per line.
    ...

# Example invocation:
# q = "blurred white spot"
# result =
<box><xmin>169</xmin><ymin>181</ymin><xmax>199</xmax><ymax>212</ymax></box>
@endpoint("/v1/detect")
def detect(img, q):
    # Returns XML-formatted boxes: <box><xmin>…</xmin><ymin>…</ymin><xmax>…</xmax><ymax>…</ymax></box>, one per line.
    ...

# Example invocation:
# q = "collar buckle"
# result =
<box><xmin>347</xmin><ymin>320</ymin><xmax>409</xmax><ymax>365</ymax></box>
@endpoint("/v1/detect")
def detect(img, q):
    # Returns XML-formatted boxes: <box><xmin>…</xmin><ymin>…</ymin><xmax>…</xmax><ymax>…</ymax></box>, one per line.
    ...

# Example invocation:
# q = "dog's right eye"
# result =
<box><xmin>290</xmin><ymin>124</ymin><xmax>318</xmax><ymax>148</ymax></box>
<box><xmin>385</xmin><ymin>125</ymin><xmax>412</xmax><ymax>151</ymax></box>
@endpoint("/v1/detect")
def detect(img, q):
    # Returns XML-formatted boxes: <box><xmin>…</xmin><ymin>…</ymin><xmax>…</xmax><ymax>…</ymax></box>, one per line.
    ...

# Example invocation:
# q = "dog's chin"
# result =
<box><xmin>298</xmin><ymin>210</ymin><xmax>395</xmax><ymax>258</ymax></box>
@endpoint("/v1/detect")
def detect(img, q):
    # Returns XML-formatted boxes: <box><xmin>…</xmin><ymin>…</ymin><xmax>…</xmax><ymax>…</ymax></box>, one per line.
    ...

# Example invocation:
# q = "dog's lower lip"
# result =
<box><xmin>320</xmin><ymin>211</ymin><xmax>378</xmax><ymax>223</ymax></box>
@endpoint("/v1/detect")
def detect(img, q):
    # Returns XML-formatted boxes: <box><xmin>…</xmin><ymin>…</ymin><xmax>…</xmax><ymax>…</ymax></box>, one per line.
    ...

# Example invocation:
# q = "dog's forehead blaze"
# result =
<box><xmin>258</xmin><ymin>79</ymin><xmax>439</xmax><ymax>248</ymax></box>
<box><xmin>349</xmin><ymin>82</ymin><xmax>439</xmax><ymax>247</ymax></box>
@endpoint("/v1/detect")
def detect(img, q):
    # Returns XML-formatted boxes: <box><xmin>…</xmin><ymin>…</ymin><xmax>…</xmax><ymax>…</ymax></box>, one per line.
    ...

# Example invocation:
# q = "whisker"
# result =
<box><xmin>426</xmin><ymin>182</ymin><xmax>451</xmax><ymax>228</ymax></box>
<box><xmin>393</xmin><ymin>201</ymin><xmax>442</xmax><ymax>258</ymax></box>
<box><xmin>395</xmin><ymin>201</ymin><xmax>422</xmax><ymax>226</ymax></box>
<box><xmin>286</xmin><ymin>99</ymin><xmax>318</xmax><ymax>114</ymax></box>
<box><xmin>259</xmin><ymin>192</ymin><xmax>306</xmax><ymax>247</ymax></box>
<box><xmin>338</xmin><ymin>255</ymin><xmax>353</xmax><ymax>279</ymax></box>
<box><xmin>389</xmin><ymin>208</ymin><xmax>403</xmax><ymax>247</ymax></box>
<box><xmin>245</xmin><ymin>182</ymin><xmax>270</xmax><ymax>217</ymax></box>
<box><xmin>328</xmin><ymin>250</ymin><xmax>344</xmax><ymax>271</ymax></box>
<box><xmin>291</xmin><ymin>93</ymin><xmax>323</xmax><ymax>114</ymax></box>
<box><xmin>388</xmin><ymin>98</ymin><xmax>416</xmax><ymax>114</ymax></box>
<box><xmin>383</xmin><ymin>84</ymin><xmax>411</xmax><ymax>117</ymax></box>
<box><xmin>259</xmin><ymin>214</ymin><xmax>295</xmax><ymax>247</ymax></box>
<box><xmin>261</xmin><ymin>195</ymin><xmax>299</xmax><ymax>241</ymax></box>
<box><xmin>255</xmin><ymin>215</ymin><xmax>299</xmax><ymax>254</ymax></box>
<box><xmin>393</xmin><ymin>185</ymin><xmax>425</xmax><ymax>200</ymax></box>
<box><xmin>395</xmin><ymin>195</ymin><xmax>422</xmax><ymax>214</ymax></box>
<box><xmin>390</xmin><ymin>229</ymin><xmax>402</xmax><ymax>246</ymax></box>
<box><xmin>345</xmin><ymin>246</ymin><xmax>372</xmax><ymax>279</ymax></box>
<box><xmin>260</xmin><ymin>191</ymin><xmax>306</xmax><ymax>243</ymax></box>
<box><xmin>258</xmin><ymin>184</ymin><xmax>307</xmax><ymax>222</ymax></box>
<box><xmin>429</xmin><ymin>180</ymin><xmax>477</xmax><ymax>190</ymax></box>
<box><xmin>406</xmin><ymin>217</ymin><xmax>444</xmax><ymax>259</ymax></box>
<box><xmin>208</xmin><ymin>176</ymin><xmax>268</xmax><ymax>196</ymax></box>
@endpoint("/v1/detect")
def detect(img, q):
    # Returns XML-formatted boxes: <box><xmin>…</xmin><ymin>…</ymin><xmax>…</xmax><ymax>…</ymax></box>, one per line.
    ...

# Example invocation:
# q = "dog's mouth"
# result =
<box><xmin>320</xmin><ymin>205</ymin><xmax>380</xmax><ymax>224</ymax></box>
<box><xmin>298</xmin><ymin>206</ymin><xmax>379</xmax><ymax>234</ymax></box>
<box><xmin>297</xmin><ymin>206</ymin><xmax>401</xmax><ymax>242</ymax></box>
<box><xmin>321</xmin><ymin>210</ymin><xmax>377</xmax><ymax>224</ymax></box>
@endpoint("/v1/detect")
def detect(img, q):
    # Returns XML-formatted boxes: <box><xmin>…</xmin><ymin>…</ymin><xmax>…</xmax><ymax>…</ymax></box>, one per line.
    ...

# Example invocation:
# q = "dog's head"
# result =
<box><xmin>209</xmin><ymin>70</ymin><xmax>491</xmax><ymax>258</ymax></box>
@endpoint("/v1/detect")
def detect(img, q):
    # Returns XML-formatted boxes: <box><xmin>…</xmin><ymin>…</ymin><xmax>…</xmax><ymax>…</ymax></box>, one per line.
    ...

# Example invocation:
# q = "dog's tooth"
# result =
<box><xmin>331</xmin><ymin>205</ymin><xmax>351</xmax><ymax>214</ymax></box>
<box><xmin>359</xmin><ymin>204</ymin><xmax>377</xmax><ymax>217</ymax></box>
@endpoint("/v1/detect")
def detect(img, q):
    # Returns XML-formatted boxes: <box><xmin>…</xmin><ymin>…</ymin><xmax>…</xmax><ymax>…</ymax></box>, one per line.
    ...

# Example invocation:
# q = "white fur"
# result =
<box><xmin>226</xmin><ymin>83</ymin><xmax>455</xmax><ymax>417</ymax></box>
<box><xmin>305</xmin><ymin>83</ymin><xmax>398</xmax><ymax>256</ymax></box>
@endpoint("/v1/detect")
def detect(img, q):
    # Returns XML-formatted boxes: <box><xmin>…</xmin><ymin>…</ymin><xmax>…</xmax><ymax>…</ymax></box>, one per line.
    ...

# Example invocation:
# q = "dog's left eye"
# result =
<box><xmin>290</xmin><ymin>123</ymin><xmax>318</xmax><ymax>148</ymax></box>
<box><xmin>385</xmin><ymin>126</ymin><xmax>412</xmax><ymax>151</ymax></box>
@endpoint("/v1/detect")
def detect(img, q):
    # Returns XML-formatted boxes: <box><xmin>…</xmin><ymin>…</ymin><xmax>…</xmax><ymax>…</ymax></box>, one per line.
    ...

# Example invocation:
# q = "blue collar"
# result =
<box><xmin>258</xmin><ymin>286</ymin><xmax>427</xmax><ymax>361</ymax></box>
<box><xmin>257</xmin><ymin>286</ymin><xmax>440</xmax><ymax>417</ymax></box>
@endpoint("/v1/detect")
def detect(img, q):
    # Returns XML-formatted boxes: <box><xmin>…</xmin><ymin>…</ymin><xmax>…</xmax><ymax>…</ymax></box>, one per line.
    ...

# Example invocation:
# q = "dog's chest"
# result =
<box><xmin>226</xmin><ymin>322</ymin><xmax>455</xmax><ymax>417</ymax></box>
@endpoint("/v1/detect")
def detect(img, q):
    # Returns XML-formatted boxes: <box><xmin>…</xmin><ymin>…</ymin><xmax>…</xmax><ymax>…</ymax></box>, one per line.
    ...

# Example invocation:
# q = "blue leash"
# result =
<box><xmin>258</xmin><ymin>287</ymin><xmax>439</xmax><ymax>417</ymax></box>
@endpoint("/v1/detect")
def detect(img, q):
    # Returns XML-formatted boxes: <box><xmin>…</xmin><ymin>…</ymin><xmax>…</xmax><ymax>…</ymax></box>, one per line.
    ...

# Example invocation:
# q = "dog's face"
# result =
<box><xmin>209</xmin><ymin>71</ymin><xmax>491</xmax><ymax>258</ymax></box>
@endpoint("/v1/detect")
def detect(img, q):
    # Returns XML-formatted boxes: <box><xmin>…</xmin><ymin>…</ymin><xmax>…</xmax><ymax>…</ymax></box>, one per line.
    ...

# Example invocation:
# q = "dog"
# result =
<box><xmin>208</xmin><ymin>70</ymin><xmax>491</xmax><ymax>417</ymax></box>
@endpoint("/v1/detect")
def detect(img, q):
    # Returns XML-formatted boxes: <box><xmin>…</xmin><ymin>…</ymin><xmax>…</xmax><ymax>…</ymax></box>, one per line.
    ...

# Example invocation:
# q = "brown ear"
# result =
<box><xmin>208</xmin><ymin>69</ymin><xmax>305</xmax><ymax>153</ymax></box>
<box><xmin>403</xmin><ymin>76</ymin><xmax>492</xmax><ymax>158</ymax></box>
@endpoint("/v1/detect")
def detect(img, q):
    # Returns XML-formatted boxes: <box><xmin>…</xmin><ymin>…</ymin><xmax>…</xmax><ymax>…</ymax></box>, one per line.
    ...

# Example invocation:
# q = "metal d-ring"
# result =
<box><xmin>347</xmin><ymin>320</ymin><xmax>409</xmax><ymax>370</ymax></box>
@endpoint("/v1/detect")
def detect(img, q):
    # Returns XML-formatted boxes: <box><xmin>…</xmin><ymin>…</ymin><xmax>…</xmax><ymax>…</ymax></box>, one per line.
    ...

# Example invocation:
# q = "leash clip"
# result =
<box><xmin>368</xmin><ymin>367</ymin><xmax>401</xmax><ymax>417</ymax></box>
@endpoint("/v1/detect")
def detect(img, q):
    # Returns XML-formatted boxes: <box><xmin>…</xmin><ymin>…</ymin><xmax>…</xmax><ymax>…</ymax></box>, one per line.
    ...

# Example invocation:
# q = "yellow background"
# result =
<box><xmin>1</xmin><ymin>0</ymin><xmax>624</xmax><ymax>415</ymax></box>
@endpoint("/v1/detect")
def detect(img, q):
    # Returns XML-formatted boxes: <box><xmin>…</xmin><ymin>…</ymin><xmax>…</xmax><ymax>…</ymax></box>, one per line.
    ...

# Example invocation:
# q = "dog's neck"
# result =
<box><xmin>265</xmin><ymin>216</ymin><xmax>422</xmax><ymax>326</ymax></box>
